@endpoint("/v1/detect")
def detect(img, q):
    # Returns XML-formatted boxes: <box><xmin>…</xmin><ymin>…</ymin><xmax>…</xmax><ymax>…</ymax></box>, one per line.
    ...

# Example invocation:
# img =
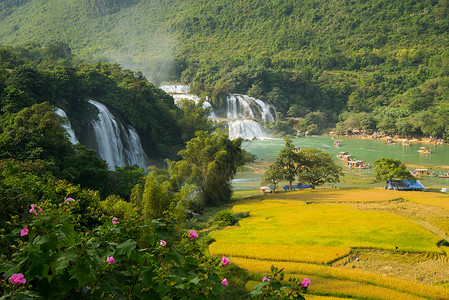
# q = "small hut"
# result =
<box><xmin>386</xmin><ymin>180</ymin><xmax>426</xmax><ymax>191</ymax></box>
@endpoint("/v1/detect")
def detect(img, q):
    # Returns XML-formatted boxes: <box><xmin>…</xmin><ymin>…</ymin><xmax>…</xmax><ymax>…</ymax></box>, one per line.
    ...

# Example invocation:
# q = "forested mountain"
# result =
<box><xmin>1</xmin><ymin>0</ymin><xmax>449</xmax><ymax>137</ymax></box>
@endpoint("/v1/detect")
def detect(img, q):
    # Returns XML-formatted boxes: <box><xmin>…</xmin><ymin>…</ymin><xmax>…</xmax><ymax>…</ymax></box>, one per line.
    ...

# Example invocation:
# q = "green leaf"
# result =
<box><xmin>189</xmin><ymin>276</ymin><xmax>202</xmax><ymax>285</ymax></box>
<box><xmin>141</xmin><ymin>265</ymin><xmax>154</xmax><ymax>286</ymax></box>
<box><xmin>115</xmin><ymin>239</ymin><xmax>137</xmax><ymax>258</ymax></box>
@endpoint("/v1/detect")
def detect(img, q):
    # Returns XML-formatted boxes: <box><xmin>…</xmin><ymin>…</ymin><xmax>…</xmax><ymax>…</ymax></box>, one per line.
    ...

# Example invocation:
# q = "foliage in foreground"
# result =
<box><xmin>0</xmin><ymin>193</ymin><xmax>311</xmax><ymax>299</ymax></box>
<box><xmin>0</xmin><ymin>197</ymin><xmax>229</xmax><ymax>299</ymax></box>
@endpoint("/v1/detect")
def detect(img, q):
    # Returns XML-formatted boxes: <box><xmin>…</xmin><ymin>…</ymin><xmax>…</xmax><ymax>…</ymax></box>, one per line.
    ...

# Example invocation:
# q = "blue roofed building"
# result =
<box><xmin>385</xmin><ymin>180</ymin><xmax>426</xmax><ymax>191</ymax></box>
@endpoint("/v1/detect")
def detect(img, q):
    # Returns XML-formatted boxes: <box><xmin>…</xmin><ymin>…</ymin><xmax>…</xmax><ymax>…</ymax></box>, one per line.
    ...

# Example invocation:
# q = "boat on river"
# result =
<box><xmin>418</xmin><ymin>147</ymin><xmax>431</xmax><ymax>154</ymax></box>
<box><xmin>413</xmin><ymin>169</ymin><xmax>430</xmax><ymax>176</ymax></box>
<box><xmin>402</xmin><ymin>140</ymin><xmax>410</xmax><ymax>147</ymax></box>
<box><xmin>347</xmin><ymin>160</ymin><xmax>369</xmax><ymax>169</ymax></box>
<box><xmin>334</xmin><ymin>141</ymin><xmax>340</xmax><ymax>147</ymax></box>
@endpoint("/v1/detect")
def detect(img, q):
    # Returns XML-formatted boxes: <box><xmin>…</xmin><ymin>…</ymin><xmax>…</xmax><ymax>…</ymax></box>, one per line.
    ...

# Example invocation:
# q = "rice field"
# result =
<box><xmin>233</xmin><ymin>257</ymin><xmax>449</xmax><ymax>299</ymax></box>
<box><xmin>211</xmin><ymin>188</ymin><xmax>449</xmax><ymax>299</ymax></box>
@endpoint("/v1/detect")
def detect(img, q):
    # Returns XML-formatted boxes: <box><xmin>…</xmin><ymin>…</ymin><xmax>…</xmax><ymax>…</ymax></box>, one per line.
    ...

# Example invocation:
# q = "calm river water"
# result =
<box><xmin>233</xmin><ymin>136</ymin><xmax>449</xmax><ymax>190</ymax></box>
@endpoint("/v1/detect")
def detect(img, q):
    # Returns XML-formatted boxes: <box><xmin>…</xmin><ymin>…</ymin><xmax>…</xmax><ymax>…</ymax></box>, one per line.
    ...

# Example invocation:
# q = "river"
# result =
<box><xmin>233</xmin><ymin>136</ymin><xmax>449</xmax><ymax>190</ymax></box>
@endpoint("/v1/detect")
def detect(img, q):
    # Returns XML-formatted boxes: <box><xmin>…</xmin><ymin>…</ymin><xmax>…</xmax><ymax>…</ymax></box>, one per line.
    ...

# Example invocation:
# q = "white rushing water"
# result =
<box><xmin>160</xmin><ymin>84</ymin><xmax>216</xmax><ymax>118</ymax></box>
<box><xmin>88</xmin><ymin>100</ymin><xmax>148</xmax><ymax>170</ymax></box>
<box><xmin>55</xmin><ymin>108</ymin><xmax>79</xmax><ymax>144</ymax></box>
<box><xmin>160</xmin><ymin>84</ymin><xmax>276</xmax><ymax>140</ymax></box>
<box><xmin>226</xmin><ymin>94</ymin><xmax>275</xmax><ymax>122</ymax></box>
<box><xmin>223</xmin><ymin>94</ymin><xmax>275</xmax><ymax>139</ymax></box>
<box><xmin>228</xmin><ymin>120</ymin><xmax>269</xmax><ymax>140</ymax></box>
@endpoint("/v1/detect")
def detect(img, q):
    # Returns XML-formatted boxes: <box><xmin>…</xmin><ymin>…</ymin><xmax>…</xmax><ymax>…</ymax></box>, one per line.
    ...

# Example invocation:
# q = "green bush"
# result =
<box><xmin>214</xmin><ymin>210</ymin><xmax>237</xmax><ymax>227</ymax></box>
<box><xmin>0</xmin><ymin>198</ymin><xmax>230</xmax><ymax>299</ymax></box>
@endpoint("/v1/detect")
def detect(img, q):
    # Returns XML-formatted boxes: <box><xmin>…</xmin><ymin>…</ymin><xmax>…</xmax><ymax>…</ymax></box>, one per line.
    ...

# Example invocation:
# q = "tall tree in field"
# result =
<box><xmin>297</xmin><ymin>148</ymin><xmax>342</xmax><ymax>188</ymax></box>
<box><xmin>276</xmin><ymin>138</ymin><xmax>303</xmax><ymax>190</ymax></box>
<box><xmin>373</xmin><ymin>158</ymin><xmax>414</xmax><ymax>182</ymax></box>
<box><xmin>170</xmin><ymin>129</ymin><xmax>246</xmax><ymax>206</ymax></box>
<box><xmin>261</xmin><ymin>161</ymin><xmax>285</xmax><ymax>194</ymax></box>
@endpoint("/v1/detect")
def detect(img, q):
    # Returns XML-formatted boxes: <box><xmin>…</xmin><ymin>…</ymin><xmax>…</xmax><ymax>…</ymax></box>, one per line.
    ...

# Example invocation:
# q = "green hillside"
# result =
<box><xmin>1</xmin><ymin>0</ymin><xmax>449</xmax><ymax>137</ymax></box>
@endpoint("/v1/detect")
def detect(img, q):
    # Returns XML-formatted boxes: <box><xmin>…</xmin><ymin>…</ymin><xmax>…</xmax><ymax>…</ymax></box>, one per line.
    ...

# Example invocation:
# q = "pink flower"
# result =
<box><xmin>221</xmin><ymin>256</ymin><xmax>230</xmax><ymax>266</ymax></box>
<box><xmin>10</xmin><ymin>273</ymin><xmax>26</xmax><ymax>285</ymax></box>
<box><xmin>106</xmin><ymin>256</ymin><xmax>115</xmax><ymax>264</ymax></box>
<box><xmin>20</xmin><ymin>226</ymin><xmax>28</xmax><ymax>237</ymax></box>
<box><xmin>221</xmin><ymin>278</ymin><xmax>228</xmax><ymax>286</ymax></box>
<box><xmin>160</xmin><ymin>240</ymin><xmax>167</xmax><ymax>246</ymax></box>
<box><xmin>64</xmin><ymin>197</ymin><xmax>75</xmax><ymax>204</ymax></box>
<box><xmin>189</xmin><ymin>230</ymin><xmax>198</xmax><ymax>239</ymax></box>
<box><xmin>262</xmin><ymin>277</ymin><xmax>270</xmax><ymax>282</ymax></box>
<box><xmin>112</xmin><ymin>217</ymin><xmax>119</xmax><ymax>225</ymax></box>
<box><xmin>301</xmin><ymin>278</ymin><xmax>311</xmax><ymax>288</ymax></box>
<box><xmin>29</xmin><ymin>204</ymin><xmax>41</xmax><ymax>215</ymax></box>
<box><xmin>29</xmin><ymin>204</ymin><xmax>37</xmax><ymax>215</ymax></box>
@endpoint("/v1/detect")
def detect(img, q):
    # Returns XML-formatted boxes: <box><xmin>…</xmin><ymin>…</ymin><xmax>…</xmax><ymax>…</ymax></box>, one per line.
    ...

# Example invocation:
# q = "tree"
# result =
<box><xmin>261</xmin><ymin>161</ymin><xmax>285</xmax><ymax>193</ymax></box>
<box><xmin>141</xmin><ymin>166</ymin><xmax>173</xmax><ymax>219</ymax></box>
<box><xmin>0</xmin><ymin>102</ymin><xmax>73</xmax><ymax>164</ymax></box>
<box><xmin>373</xmin><ymin>158</ymin><xmax>415</xmax><ymax>182</ymax></box>
<box><xmin>276</xmin><ymin>138</ymin><xmax>303</xmax><ymax>190</ymax></box>
<box><xmin>296</xmin><ymin>148</ymin><xmax>342</xmax><ymax>188</ymax></box>
<box><xmin>171</xmin><ymin>129</ymin><xmax>246</xmax><ymax>206</ymax></box>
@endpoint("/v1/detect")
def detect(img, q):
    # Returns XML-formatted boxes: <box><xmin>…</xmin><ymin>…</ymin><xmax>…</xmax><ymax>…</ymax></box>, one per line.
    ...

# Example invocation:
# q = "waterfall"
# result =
<box><xmin>228</xmin><ymin>120</ymin><xmax>269</xmax><ymax>140</ymax></box>
<box><xmin>55</xmin><ymin>108</ymin><xmax>79</xmax><ymax>144</ymax></box>
<box><xmin>226</xmin><ymin>94</ymin><xmax>275</xmax><ymax>122</ymax></box>
<box><xmin>159</xmin><ymin>84</ymin><xmax>216</xmax><ymax>118</ymax></box>
<box><xmin>159</xmin><ymin>84</ymin><xmax>276</xmax><ymax>140</ymax></box>
<box><xmin>88</xmin><ymin>100</ymin><xmax>148</xmax><ymax>170</ymax></box>
<box><xmin>224</xmin><ymin>94</ymin><xmax>276</xmax><ymax>140</ymax></box>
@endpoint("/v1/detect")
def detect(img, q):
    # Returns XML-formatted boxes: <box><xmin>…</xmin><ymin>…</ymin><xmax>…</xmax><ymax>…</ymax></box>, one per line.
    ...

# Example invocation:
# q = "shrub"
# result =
<box><xmin>214</xmin><ymin>210</ymin><xmax>237</xmax><ymax>227</ymax></box>
<box><xmin>0</xmin><ymin>197</ymin><xmax>231</xmax><ymax>299</ymax></box>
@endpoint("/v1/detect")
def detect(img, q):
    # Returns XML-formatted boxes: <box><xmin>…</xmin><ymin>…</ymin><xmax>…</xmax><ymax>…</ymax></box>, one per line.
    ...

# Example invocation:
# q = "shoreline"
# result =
<box><xmin>331</xmin><ymin>133</ymin><xmax>444</xmax><ymax>146</ymax></box>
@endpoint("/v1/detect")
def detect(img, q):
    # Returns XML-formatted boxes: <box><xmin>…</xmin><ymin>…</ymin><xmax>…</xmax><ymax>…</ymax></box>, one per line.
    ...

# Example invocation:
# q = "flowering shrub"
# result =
<box><xmin>10</xmin><ymin>273</ymin><xmax>26</xmax><ymax>285</ymax></box>
<box><xmin>0</xmin><ymin>198</ymin><xmax>229</xmax><ymax>299</ymax></box>
<box><xmin>251</xmin><ymin>266</ymin><xmax>307</xmax><ymax>299</ymax></box>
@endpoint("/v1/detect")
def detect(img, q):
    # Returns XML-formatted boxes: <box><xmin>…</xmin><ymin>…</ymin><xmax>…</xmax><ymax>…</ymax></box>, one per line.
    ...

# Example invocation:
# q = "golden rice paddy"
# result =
<box><xmin>211</xmin><ymin>188</ymin><xmax>449</xmax><ymax>299</ymax></box>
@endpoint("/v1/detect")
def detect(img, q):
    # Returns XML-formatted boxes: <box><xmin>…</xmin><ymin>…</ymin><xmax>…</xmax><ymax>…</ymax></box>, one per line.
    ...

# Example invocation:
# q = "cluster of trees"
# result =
<box><xmin>0</xmin><ymin>46</ymin><xmax>256</xmax><ymax>297</ymax></box>
<box><xmin>0</xmin><ymin>157</ymin><xmax>299</xmax><ymax>299</ymax></box>
<box><xmin>262</xmin><ymin>139</ymin><xmax>342</xmax><ymax>191</ymax></box>
<box><xmin>0</xmin><ymin>43</ymin><xmax>216</xmax><ymax>160</ymax></box>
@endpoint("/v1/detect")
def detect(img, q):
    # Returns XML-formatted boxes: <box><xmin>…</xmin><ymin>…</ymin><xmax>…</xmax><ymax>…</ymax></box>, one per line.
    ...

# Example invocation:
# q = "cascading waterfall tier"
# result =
<box><xmin>55</xmin><ymin>108</ymin><xmax>79</xmax><ymax>144</ymax></box>
<box><xmin>224</xmin><ymin>94</ymin><xmax>275</xmax><ymax>140</ymax></box>
<box><xmin>228</xmin><ymin>120</ymin><xmax>268</xmax><ymax>140</ymax></box>
<box><xmin>88</xmin><ymin>100</ymin><xmax>149</xmax><ymax>170</ymax></box>
<box><xmin>160</xmin><ymin>84</ymin><xmax>276</xmax><ymax>140</ymax></box>
<box><xmin>159</xmin><ymin>84</ymin><xmax>216</xmax><ymax>118</ymax></box>
<box><xmin>226</xmin><ymin>94</ymin><xmax>275</xmax><ymax>122</ymax></box>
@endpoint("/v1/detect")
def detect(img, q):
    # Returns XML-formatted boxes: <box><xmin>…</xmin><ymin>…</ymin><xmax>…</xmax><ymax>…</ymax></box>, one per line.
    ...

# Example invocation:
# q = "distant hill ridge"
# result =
<box><xmin>1</xmin><ymin>0</ymin><xmax>448</xmax><ymax>80</ymax></box>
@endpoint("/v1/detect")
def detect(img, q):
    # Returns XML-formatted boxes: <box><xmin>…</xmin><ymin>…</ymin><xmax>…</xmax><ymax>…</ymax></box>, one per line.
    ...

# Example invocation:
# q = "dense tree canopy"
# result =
<box><xmin>169</xmin><ymin>129</ymin><xmax>246</xmax><ymax>206</ymax></box>
<box><xmin>296</xmin><ymin>149</ymin><xmax>342</xmax><ymax>188</ymax></box>
<box><xmin>373</xmin><ymin>157</ymin><xmax>415</xmax><ymax>182</ymax></box>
